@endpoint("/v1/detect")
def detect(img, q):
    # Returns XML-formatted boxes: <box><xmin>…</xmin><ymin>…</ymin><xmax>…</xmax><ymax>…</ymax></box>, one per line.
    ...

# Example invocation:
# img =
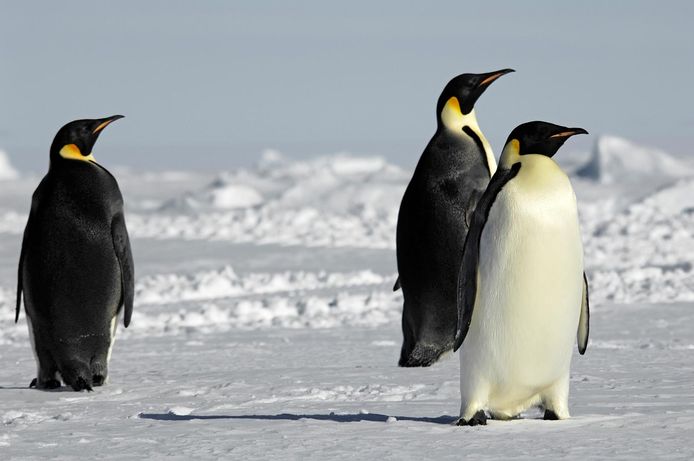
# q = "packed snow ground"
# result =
<box><xmin>1</xmin><ymin>137</ymin><xmax>693</xmax><ymax>459</ymax></box>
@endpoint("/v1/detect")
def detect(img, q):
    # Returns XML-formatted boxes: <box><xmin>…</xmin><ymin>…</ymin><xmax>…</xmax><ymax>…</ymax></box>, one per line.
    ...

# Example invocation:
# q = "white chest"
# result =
<box><xmin>462</xmin><ymin>156</ymin><xmax>584</xmax><ymax>396</ymax></box>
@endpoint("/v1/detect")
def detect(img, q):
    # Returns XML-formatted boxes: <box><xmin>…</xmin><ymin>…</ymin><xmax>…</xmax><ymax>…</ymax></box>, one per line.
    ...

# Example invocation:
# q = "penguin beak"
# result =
<box><xmin>92</xmin><ymin>115</ymin><xmax>125</xmax><ymax>135</ymax></box>
<box><xmin>477</xmin><ymin>68</ymin><xmax>515</xmax><ymax>89</ymax></box>
<box><xmin>549</xmin><ymin>127</ymin><xmax>589</xmax><ymax>139</ymax></box>
<box><xmin>460</xmin><ymin>68</ymin><xmax>515</xmax><ymax>114</ymax></box>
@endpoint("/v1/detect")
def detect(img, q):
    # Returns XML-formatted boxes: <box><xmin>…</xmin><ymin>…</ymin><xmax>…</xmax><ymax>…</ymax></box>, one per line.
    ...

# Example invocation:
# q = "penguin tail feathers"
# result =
<box><xmin>392</xmin><ymin>276</ymin><xmax>401</xmax><ymax>292</ymax></box>
<box><xmin>398</xmin><ymin>342</ymin><xmax>448</xmax><ymax>367</ymax></box>
<box><xmin>60</xmin><ymin>360</ymin><xmax>93</xmax><ymax>392</ymax></box>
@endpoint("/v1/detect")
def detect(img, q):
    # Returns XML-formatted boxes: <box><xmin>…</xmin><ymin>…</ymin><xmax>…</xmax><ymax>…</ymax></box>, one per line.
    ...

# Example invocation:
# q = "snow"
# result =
<box><xmin>576</xmin><ymin>135</ymin><xmax>694</xmax><ymax>185</ymax></box>
<box><xmin>1</xmin><ymin>140</ymin><xmax>693</xmax><ymax>459</ymax></box>
<box><xmin>0</xmin><ymin>150</ymin><xmax>19</xmax><ymax>180</ymax></box>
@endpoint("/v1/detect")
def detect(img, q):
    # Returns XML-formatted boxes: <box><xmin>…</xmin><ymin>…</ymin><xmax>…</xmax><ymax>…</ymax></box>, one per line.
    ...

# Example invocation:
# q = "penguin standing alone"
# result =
<box><xmin>454</xmin><ymin>121</ymin><xmax>590</xmax><ymax>425</ymax></box>
<box><xmin>16</xmin><ymin>116</ymin><xmax>134</xmax><ymax>391</ymax></box>
<box><xmin>395</xmin><ymin>69</ymin><xmax>513</xmax><ymax>367</ymax></box>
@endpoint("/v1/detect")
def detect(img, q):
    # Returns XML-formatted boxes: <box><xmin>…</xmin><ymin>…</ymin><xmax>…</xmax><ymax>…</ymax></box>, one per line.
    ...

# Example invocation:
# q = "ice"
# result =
<box><xmin>1</xmin><ymin>140</ymin><xmax>693</xmax><ymax>459</ymax></box>
<box><xmin>208</xmin><ymin>182</ymin><xmax>264</xmax><ymax>210</ymax></box>
<box><xmin>166</xmin><ymin>406</ymin><xmax>195</xmax><ymax>416</ymax></box>
<box><xmin>576</xmin><ymin>135</ymin><xmax>694</xmax><ymax>185</ymax></box>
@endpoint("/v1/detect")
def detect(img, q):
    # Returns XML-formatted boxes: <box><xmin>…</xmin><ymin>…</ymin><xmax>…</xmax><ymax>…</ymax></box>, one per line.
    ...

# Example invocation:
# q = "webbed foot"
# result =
<box><xmin>543</xmin><ymin>409</ymin><xmax>559</xmax><ymax>420</ymax></box>
<box><xmin>456</xmin><ymin>410</ymin><xmax>487</xmax><ymax>426</ymax></box>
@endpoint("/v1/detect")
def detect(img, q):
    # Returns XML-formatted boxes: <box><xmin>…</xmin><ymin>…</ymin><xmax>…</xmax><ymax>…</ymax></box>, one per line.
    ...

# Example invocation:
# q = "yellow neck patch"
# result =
<box><xmin>59</xmin><ymin>144</ymin><xmax>95</xmax><ymax>162</ymax></box>
<box><xmin>499</xmin><ymin>139</ymin><xmax>520</xmax><ymax>169</ymax></box>
<box><xmin>441</xmin><ymin>97</ymin><xmax>463</xmax><ymax>129</ymax></box>
<box><xmin>440</xmin><ymin>101</ymin><xmax>497</xmax><ymax>174</ymax></box>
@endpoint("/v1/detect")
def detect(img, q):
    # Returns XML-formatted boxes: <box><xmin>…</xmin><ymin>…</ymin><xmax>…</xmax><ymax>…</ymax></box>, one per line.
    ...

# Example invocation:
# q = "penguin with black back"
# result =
<box><xmin>16</xmin><ymin>116</ymin><xmax>134</xmax><ymax>391</ymax></box>
<box><xmin>395</xmin><ymin>69</ymin><xmax>513</xmax><ymax>367</ymax></box>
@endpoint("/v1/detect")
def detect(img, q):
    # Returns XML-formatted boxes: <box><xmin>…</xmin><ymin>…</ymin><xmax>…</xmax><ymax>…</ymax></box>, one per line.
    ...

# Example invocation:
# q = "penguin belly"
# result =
<box><xmin>459</xmin><ymin>175</ymin><xmax>583</xmax><ymax>418</ymax></box>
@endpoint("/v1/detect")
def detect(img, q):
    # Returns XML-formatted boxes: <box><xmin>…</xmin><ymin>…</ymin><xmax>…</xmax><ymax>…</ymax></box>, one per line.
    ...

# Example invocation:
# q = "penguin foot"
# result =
<box><xmin>71</xmin><ymin>377</ymin><xmax>93</xmax><ymax>392</ymax></box>
<box><xmin>456</xmin><ymin>410</ymin><xmax>487</xmax><ymax>426</ymax></box>
<box><xmin>29</xmin><ymin>378</ymin><xmax>61</xmax><ymax>389</ymax></box>
<box><xmin>543</xmin><ymin>410</ymin><xmax>559</xmax><ymax>421</ymax></box>
<box><xmin>61</xmin><ymin>361</ymin><xmax>94</xmax><ymax>391</ymax></box>
<box><xmin>44</xmin><ymin>379</ymin><xmax>61</xmax><ymax>389</ymax></box>
<box><xmin>398</xmin><ymin>343</ymin><xmax>446</xmax><ymax>367</ymax></box>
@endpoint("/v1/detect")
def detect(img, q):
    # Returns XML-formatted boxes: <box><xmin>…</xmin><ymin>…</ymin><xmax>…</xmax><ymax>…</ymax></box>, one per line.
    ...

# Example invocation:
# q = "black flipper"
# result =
<box><xmin>577</xmin><ymin>271</ymin><xmax>590</xmax><ymax>355</ymax></box>
<box><xmin>453</xmin><ymin>162</ymin><xmax>521</xmax><ymax>352</ymax></box>
<box><xmin>111</xmin><ymin>213</ymin><xmax>134</xmax><ymax>328</ymax></box>
<box><xmin>393</xmin><ymin>276</ymin><xmax>401</xmax><ymax>292</ymax></box>
<box><xmin>15</xmin><ymin>225</ymin><xmax>29</xmax><ymax>323</ymax></box>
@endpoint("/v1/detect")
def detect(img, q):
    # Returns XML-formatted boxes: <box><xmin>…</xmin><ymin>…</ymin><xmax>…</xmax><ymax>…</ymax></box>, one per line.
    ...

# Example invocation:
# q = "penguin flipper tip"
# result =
<box><xmin>453</xmin><ymin>331</ymin><xmax>464</xmax><ymax>352</ymax></box>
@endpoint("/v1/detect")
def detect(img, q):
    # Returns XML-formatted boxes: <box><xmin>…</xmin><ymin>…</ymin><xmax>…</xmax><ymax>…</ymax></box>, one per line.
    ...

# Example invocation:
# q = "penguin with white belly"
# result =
<box><xmin>454</xmin><ymin>121</ymin><xmax>590</xmax><ymax>426</ymax></box>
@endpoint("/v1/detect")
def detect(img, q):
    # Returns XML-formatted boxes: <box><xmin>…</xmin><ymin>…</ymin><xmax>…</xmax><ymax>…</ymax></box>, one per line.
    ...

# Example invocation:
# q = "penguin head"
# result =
<box><xmin>436</xmin><ymin>69</ymin><xmax>514</xmax><ymax>128</ymax></box>
<box><xmin>50</xmin><ymin>115</ymin><xmax>124</xmax><ymax>164</ymax></box>
<box><xmin>500</xmin><ymin>121</ymin><xmax>588</xmax><ymax>167</ymax></box>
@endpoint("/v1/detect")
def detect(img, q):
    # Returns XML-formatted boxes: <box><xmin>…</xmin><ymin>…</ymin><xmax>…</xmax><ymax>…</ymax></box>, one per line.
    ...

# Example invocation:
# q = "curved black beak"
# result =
<box><xmin>92</xmin><ymin>115</ymin><xmax>125</xmax><ymax>135</ymax></box>
<box><xmin>549</xmin><ymin>127</ymin><xmax>589</xmax><ymax>139</ymax></box>
<box><xmin>545</xmin><ymin>126</ymin><xmax>588</xmax><ymax>158</ymax></box>
<box><xmin>476</xmin><ymin>68</ymin><xmax>515</xmax><ymax>89</ymax></box>
<box><xmin>461</xmin><ymin>69</ymin><xmax>514</xmax><ymax>114</ymax></box>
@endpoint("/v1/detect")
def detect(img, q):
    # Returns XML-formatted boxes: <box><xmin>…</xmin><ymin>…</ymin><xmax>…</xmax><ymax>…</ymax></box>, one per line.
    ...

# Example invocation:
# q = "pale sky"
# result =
<box><xmin>1</xmin><ymin>1</ymin><xmax>692</xmax><ymax>170</ymax></box>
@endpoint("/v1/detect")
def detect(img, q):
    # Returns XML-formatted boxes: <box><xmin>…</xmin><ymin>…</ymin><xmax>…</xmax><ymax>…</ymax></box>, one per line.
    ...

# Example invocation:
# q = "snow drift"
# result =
<box><xmin>135</xmin><ymin>151</ymin><xmax>408</xmax><ymax>248</ymax></box>
<box><xmin>576</xmin><ymin>135</ymin><xmax>693</xmax><ymax>185</ymax></box>
<box><xmin>1</xmin><ymin>137</ymin><xmax>693</xmax><ymax>342</ymax></box>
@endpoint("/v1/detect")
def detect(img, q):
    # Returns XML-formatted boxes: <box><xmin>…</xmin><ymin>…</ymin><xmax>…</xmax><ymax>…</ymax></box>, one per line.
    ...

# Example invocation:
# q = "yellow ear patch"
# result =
<box><xmin>499</xmin><ymin>139</ymin><xmax>521</xmax><ymax>168</ymax></box>
<box><xmin>441</xmin><ymin>97</ymin><xmax>464</xmax><ymax>130</ymax></box>
<box><xmin>444</xmin><ymin>96</ymin><xmax>461</xmax><ymax>114</ymax></box>
<box><xmin>59</xmin><ymin>144</ymin><xmax>95</xmax><ymax>162</ymax></box>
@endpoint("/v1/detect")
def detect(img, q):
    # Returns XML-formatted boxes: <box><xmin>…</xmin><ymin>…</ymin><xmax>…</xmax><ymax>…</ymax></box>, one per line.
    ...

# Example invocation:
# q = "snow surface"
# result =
<box><xmin>1</xmin><ymin>141</ymin><xmax>693</xmax><ymax>459</ymax></box>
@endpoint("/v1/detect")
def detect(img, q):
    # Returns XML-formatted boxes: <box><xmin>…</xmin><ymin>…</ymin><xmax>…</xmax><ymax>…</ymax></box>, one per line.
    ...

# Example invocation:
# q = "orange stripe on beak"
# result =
<box><xmin>550</xmin><ymin>131</ymin><xmax>579</xmax><ymax>138</ymax></box>
<box><xmin>479</xmin><ymin>72</ymin><xmax>504</xmax><ymax>87</ymax></box>
<box><xmin>92</xmin><ymin>120</ymin><xmax>114</xmax><ymax>134</ymax></box>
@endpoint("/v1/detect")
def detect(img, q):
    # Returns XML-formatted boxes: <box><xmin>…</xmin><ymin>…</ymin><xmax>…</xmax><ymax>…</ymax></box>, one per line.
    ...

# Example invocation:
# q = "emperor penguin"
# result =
<box><xmin>453</xmin><ymin>121</ymin><xmax>590</xmax><ymax>425</ymax></box>
<box><xmin>16</xmin><ymin>116</ymin><xmax>134</xmax><ymax>391</ymax></box>
<box><xmin>394</xmin><ymin>69</ymin><xmax>514</xmax><ymax>367</ymax></box>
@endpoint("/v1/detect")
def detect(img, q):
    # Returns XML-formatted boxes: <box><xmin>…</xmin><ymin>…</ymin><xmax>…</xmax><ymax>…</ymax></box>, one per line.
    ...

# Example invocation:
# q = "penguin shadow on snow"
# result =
<box><xmin>137</xmin><ymin>408</ymin><xmax>567</xmax><ymax>425</ymax></box>
<box><xmin>137</xmin><ymin>412</ymin><xmax>561</xmax><ymax>425</ymax></box>
<box><xmin>0</xmin><ymin>384</ymin><xmax>78</xmax><ymax>392</ymax></box>
<box><xmin>138</xmin><ymin>412</ymin><xmax>458</xmax><ymax>425</ymax></box>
